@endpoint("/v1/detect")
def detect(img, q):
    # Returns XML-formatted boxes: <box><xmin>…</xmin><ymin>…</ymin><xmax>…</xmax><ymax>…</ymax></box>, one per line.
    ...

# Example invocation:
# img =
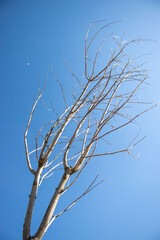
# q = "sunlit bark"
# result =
<box><xmin>23</xmin><ymin>21</ymin><xmax>155</xmax><ymax>240</ymax></box>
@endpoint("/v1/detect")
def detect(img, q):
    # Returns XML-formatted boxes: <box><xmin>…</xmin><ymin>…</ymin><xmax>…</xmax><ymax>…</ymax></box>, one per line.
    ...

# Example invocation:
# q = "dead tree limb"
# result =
<box><xmin>23</xmin><ymin>22</ymin><xmax>155</xmax><ymax>240</ymax></box>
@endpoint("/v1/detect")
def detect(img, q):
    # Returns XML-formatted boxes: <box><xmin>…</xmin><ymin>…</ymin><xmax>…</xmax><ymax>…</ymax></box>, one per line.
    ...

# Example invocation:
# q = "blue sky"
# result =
<box><xmin>0</xmin><ymin>0</ymin><xmax>160</xmax><ymax>240</ymax></box>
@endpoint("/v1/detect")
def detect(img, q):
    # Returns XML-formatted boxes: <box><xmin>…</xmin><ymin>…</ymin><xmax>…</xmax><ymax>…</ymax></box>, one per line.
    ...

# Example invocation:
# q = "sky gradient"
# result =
<box><xmin>0</xmin><ymin>1</ymin><xmax>160</xmax><ymax>240</ymax></box>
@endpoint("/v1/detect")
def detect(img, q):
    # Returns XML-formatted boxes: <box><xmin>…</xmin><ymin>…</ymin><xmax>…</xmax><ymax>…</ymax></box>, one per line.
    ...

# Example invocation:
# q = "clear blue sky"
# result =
<box><xmin>0</xmin><ymin>1</ymin><xmax>160</xmax><ymax>240</ymax></box>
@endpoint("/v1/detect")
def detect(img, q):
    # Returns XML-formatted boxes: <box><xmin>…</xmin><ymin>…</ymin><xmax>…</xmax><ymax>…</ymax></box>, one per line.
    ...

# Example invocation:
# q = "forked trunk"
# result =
<box><xmin>23</xmin><ymin>172</ymin><xmax>70</xmax><ymax>240</ymax></box>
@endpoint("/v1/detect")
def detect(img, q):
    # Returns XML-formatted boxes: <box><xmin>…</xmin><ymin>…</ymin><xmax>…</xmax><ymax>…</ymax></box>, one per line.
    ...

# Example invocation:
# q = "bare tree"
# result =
<box><xmin>23</xmin><ymin>22</ymin><xmax>155</xmax><ymax>240</ymax></box>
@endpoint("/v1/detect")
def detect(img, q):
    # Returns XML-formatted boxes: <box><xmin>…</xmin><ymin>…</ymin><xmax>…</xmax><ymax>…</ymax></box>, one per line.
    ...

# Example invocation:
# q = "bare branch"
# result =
<box><xmin>24</xmin><ymin>92</ymin><xmax>42</xmax><ymax>175</ymax></box>
<box><xmin>23</xmin><ymin>22</ymin><xmax>156</xmax><ymax>240</ymax></box>
<box><xmin>62</xmin><ymin>140</ymin><xmax>97</xmax><ymax>193</ymax></box>
<box><xmin>94</xmin><ymin>104</ymin><xmax>157</xmax><ymax>142</ymax></box>
<box><xmin>63</xmin><ymin>56</ymin><xmax>84</xmax><ymax>89</ymax></box>
<box><xmin>53</xmin><ymin>175</ymin><xmax>104</xmax><ymax>221</ymax></box>
<box><xmin>51</xmin><ymin>66</ymin><xmax>68</xmax><ymax>108</ymax></box>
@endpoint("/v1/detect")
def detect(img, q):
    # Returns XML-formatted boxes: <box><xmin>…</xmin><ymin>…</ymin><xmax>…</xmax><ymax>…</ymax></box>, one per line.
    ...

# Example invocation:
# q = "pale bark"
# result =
<box><xmin>32</xmin><ymin>171</ymin><xmax>70</xmax><ymax>240</ymax></box>
<box><xmin>23</xmin><ymin>21</ymin><xmax>155</xmax><ymax>240</ymax></box>
<box><xmin>23</xmin><ymin>167</ymin><xmax>43</xmax><ymax>240</ymax></box>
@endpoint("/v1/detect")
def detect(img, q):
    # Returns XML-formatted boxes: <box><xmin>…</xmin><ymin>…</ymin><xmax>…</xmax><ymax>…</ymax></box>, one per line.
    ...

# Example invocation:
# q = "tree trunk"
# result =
<box><xmin>32</xmin><ymin>172</ymin><xmax>70</xmax><ymax>240</ymax></box>
<box><xmin>23</xmin><ymin>167</ymin><xmax>43</xmax><ymax>240</ymax></box>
